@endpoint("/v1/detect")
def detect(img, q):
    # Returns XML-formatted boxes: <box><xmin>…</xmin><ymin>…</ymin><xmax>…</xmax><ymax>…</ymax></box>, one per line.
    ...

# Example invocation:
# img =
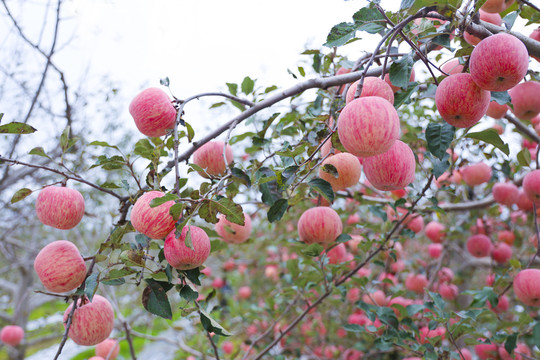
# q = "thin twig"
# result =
<box><xmin>123</xmin><ymin>321</ymin><xmax>137</xmax><ymax>360</ymax></box>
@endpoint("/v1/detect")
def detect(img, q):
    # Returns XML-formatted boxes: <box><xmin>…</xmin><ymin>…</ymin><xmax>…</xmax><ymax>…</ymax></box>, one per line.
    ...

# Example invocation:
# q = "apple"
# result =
<box><xmin>345</xmin><ymin>77</ymin><xmax>394</xmax><ymax>105</ymax></box>
<box><xmin>320</xmin><ymin>139</ymin><xmax>341</xmax><ymax>158</ymax></box>
<box><xmin>466</xmin><ymin>234</ymin><xmax>492</xmax><ymax>258</ymax></box>
<box><xmin>192</xmin><ymin>140</ymin><xmax>233</xmax><ymax>177</ymax></box>
<box><xmin>405</xmin><ymin>273</ymin><xmax>428</xmax><ymax>294</ymax></box>
<box><xmin>487</xmin><ymin>294</ymin><xmax>509</xmax><ymax>313</ymax></box>
<box><xmin>324</xmin><ymin>243</ymin><xmax>349</xmax><ymax>264</ymax></box>
<box><xmin>497</xmin><ymin>230</ymin><xmax>515</xmax><ymax>245</ymax></box>
<box><xmin>458</xmin><ymin>348</ymin><xmax>472</xmax><ymax>360</ymax></box>
<box><xmin>0</xmin><ymin>325</ymin><xmax>24</xmax><ymax>346</ymax></box>
<box><xmin>384</xmin><ymin>68</ymin><xmax>415</xmax><ymax>93</ymax></box>
<box><xmin>337</xmin><ymin>96</ymin><xmax>400</xmax><ymax>157</ymax></box>
<box><xmin>64</xmin><ymin>294</ymin><xmax>115</xmax><ymax>346</ymax></box>
<box><xmin>428</xmin><ymin>243</ymin><xmax>443</xmax><ymax>259</ymax></box>
<box><xmin>491</xmin><ymin>242</ymin><xmax>512</xmax><ymax>264</ymax></box>
<box><xmin>35</xmin><ymin>186</ymin><xmax>85</xmax><ymax>230</ymax></box>
<box><xmin>407</xmin><ymin>214</ymin><xmax>424</xmax><ymax>234</ymax></box>
<box><xmin>438</xmin><ymin>283</ymin><xmax>458</xmax><ymax>300</ymax></box>
<box><xmin>531</xmin><ymin>28</ymin><xmax>540</xmax><ymax>62</ymax></box>
<box><xmin>238</xmin><ymin>286</ymin><xmax>252</xmax><ymax>300</ymax></box>
<box><xmin>212</xmin><ymin>277</ymin><xmax>225</xmax><ymax>289</ymax></box>
<box><xmin>164</xmin><ymin>226</ymin><xmax>211</xmax><ymax>270</ymax></box>
<box><xmin>215</xmin><ymin>212</ymin><xmax>252</xmax><ymax>244</ymax></box>
<box><xmin>297</xmin><ymin>207</ymin><xmax>343</xmax><ymax>244</ymax></box>
<box><xmin>513</xmin><ymin>268</ymin><xmax>540</xmax><ymax>306</ymax></box>
<box><xmin>130</xmin><ymin>191</ymin><xmax>176</xmax><ymax>239</ymax></box>
<box><xmin>498</xmin><ymin>343</ymin><xmax>530</xmax><ymax>360</ymax></box>
<box><xmin>469</xmin><ymin>33</ymin><xmax>529</xmax><ymax>91</ymax></box>
<box><xmin>222</xmin><ymin>340</ymin><xmax>234</xmax><ymax>355</ymax></box>
<box><xmin>486</xmin><ymin>100</ymin><xmax>509</xmax><ymax>119</ymax></box>
<box><xmin>523</xmin><ymin>169</ymin><xmax>540</xmax><ymax>204</ymax></box>
<box><xmin>129</xmin><ymin>87</ymin><xmax>176</xmax><ymax>137</ymax></box>
<box><xmin>363</xmin><ymin>140</ymin><xmax>416</xmax><ymax>191</ymax></box>
<box><xmin>509</xmin><ymin>81</ymin><xmax>540</xmax><ymax>120</ymax></box>
<box><xmin>34</xmin><ymin>240</ymin><xmax>87</xmax><ymax>293</ymax></box>
<box><xmin>475</xmin><ymin>341</ymin><xmax>499</xmax><ymax>360</ymax></box>
<box><xmin>517</xmin><ymin>188</ymin><xmax>534</xmax><ymax>211</ymax></box>
<box><xmin>89</xmin><ymin>357</ymin><xmax>105</xmax><ymax>360</ymax></box>
<box><xmin>492</xmin><ymin>182</ymin><xmax>518</xmax><ymax>206</ymax></box>
<box><xmin>425</xmin><ymin>221</ymin><xmax>445</xmax><ymax>243</ymax></box>
<box><xmin>438</xmin><ymin>267</ymin><xmax>455</xmax><ymax>283</ymax></box>
<box><xmin>435</xmin><ymin>73</ymin><xmax>490</xmax><ymax>128</ymax></box>
<box><xmin>461</xmin><ymin>163</ymin><xmax>492</xmax><ymax>186</ymax></box>
<box><xmin>346</xmin><ymin>288</ymin><xmax>361</xmax><ymax>303</ymax></box>
<box><xmin>441</xmin><ymin>58</ymin><xmax>464</xmax><ymax>76</ymax></box>
<box><xmin>95</xmin><ymin>338</ymin><xmax>120</xmax><ymax>360</ymax></box>
<box><xmin>318</xmin><ymin>153</ymin><xmax>361</xmax><ymax>192</ymax></box>
<box><xmin>480</xmin><ymin>0</ymin><xmax>515</xmax><ymax>12</ymax></box>
<box><xmin>464</xmin><ymin>10</ymin><xmax>502</xmax><ymax>46</ymax></box>
<box><xmin>363</xmin><ymin>290</ymin><xmax>387</xmax><ymax>306</ymax></box>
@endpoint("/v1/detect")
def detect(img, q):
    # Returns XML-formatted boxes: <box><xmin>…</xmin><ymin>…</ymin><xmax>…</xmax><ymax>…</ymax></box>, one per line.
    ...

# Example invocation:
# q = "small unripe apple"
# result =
<box><xmin>95</xmin><ymin>338</ymin><xmax>120</xmax><ymax>360</ymax></box>
<box><xmin>0</xmin><ymin>325</ymin><xmax>24</xmax><ymax>346</ymax></box>
<box><xmin>130</xmin><ymin>191</ymin><xmax>176</xmax><ymax>239</ymax></box>
<box><xmin>509</xmin><ymin>81</ymin><xmax>540</xmax><ymax>120</ymax></box>
<box><xmin>238</xmin><ymin>286</ymin><xmax>252</xmax><ymax>300</ymax></box>
<box><xmin>523</xmin><ymin>169</ymin><xmax>540</xmax><ymax>204</ymax></box>
<box><xmin>492</xmin><ymin>182</ymin><xmax>518</xmax><ymax>206</ymax></box>
<box><xmin>363</xmin><ymin>140</ymin><xmax>415</xmax><ymax>191</ymax></box>
<box><xmin>384</xmin><ymin>68</ymin><xmax>415</xmax><ymax>93</ymax></box>
<box><xmin>428</xmin><ymin>243</ymin><xmax>443</xmax><ymax>259</ymax></box>
<box><xmin>470</xmin><ymin>33</ymin><xmax>529</xmax><ymax>92</ymax></box>
<box><xmin>297</xmin><ymin>207</ymin><xmax>343</xmax><ymax>244</ymax></box>
<box><xmin>129</xmin><ymin>87</ymin><xmax>176</xmax><ymax>137</ymax></box>
<box><xmin>435</xmin><ymin>73</ymin><xmax>490</xmax><ymax>128</ymax></box>
<box><xmin>215</xmin><ymin>212</ymin><xmax>252</xmax><ymax>244</ymax></box>
<box><xmin>466</xmin><ymin>234</ymin><xmax>492</xmax><ymax>258</ymax></box>
<box><xmin>425</xmin><ymin>221</ymin><xmax>445</xmax><ymax>243</ymax></box>
<box><xmin>34</xmin><ymin>240</ymin><xmax>87</xmax><ymax>293</ymax></box>
<box><xmin>164</xmin><ymin>226</ymin><xmax>211</xmax><ymax>270</ymax></box>
<box><xmin>337</xmin><ymin>96</ymin><xmax>400</xmax><ymax>157</ymax></box>
<box><xmin>345</xmin><ymin>77</ymin><xmax>394</xmax><ymax>105</ymax></box>
<box><xmin>318</xmin><ymin>153</ymin><xmax>361</xmax><ymax>192</ymax></box>
<box><xmin>192</xmin><ymin>141</ymin><xmax>233</xmax><ymax>177</ymax></box>
<box><xmin>441</xmin><ymin>58</ymin><xmax>464</xmax><ymax>76</ymax></box>
<box><xmin>486</xmin><ymin>101</ymin><xmax>509</xmax><ymax>119</ymax></box>
<box><xmin>461</xmin><ymin>163</ymin><xmax>492</xmax><ymax>186</ymax></box>
<box><xmin>35</xmin><ymin>186</ymin><xmax>85</xmax><ymax>230</ymax></box>
<box><xmin>491</xmin><ymin>242</ymin><xmax>512</xmax><ymax>264</ymax></box>
<box><xmin>405</xmin><ymin>273</ymin><xmax>428</xmax><ymax>294</ymax></box>
<box><xmin>513</xmin><ymin>268</ymin><xmax>540</xmax><ymax>306</ymax></box>
<box><xmin>64</xmin><ymin>295</ymin><xmax>115</xmax><ymax>346</ymax></box>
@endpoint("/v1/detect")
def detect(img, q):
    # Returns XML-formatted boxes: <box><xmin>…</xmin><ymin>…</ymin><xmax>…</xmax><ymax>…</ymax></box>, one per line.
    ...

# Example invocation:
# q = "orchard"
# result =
<box><xmin>1</xmin><ymin>0</ymin><xmax>540</xmax><ymax>360</ymax></box>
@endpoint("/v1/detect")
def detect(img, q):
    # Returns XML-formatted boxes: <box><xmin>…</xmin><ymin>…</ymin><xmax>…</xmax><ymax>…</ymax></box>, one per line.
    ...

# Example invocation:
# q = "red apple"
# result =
<box><xmin>318</xmin><ymin>153</ymin><xmax>361</xmax><ymax>192</ymax></box>
<box><xmin>523</xmin><ymin>169</ymin><xmax>540</xmax><ymax>204</ymax></box>
<box><xmin>238</xmin><ymin>286</ymin><xmax>252</xmax><ymax>300</ymax></box>
<box><xmin>438</xmin><ymin>267</ymin><xmax>455</xmax><ymax>283</ymax></box>
<box><xmin>464</xmin><ymin>10</ymin><xmax>502</xmax><ymax>46</ymax></box>
<box><xmin>458</xmin><ymin>348</ymin><xmax>472</xmax><ymax>360</ymax></box>
<box><xmin>130</xmin><ymin>191</ymin><xmax>176</xmax><ymax>239</ymax></box>
<box><xmin>481</xmin><ymin>0</ymin><xmax>515</xmax><ymax>13</ymax></box>
<box><xmin>487</xmin><ymin>294</ymin><xmax>509</xmax><ymax>313</ymax></box>
<box><xmin>384</xmin><ymin>68</ymin><xmax>415</xmax><ymax>93</ymax></box>
<box><xmin>363</xmin><ymin>140</ymin><xmax>416</xmax><ymax>191</ymax></box>
<box><xmin>297</xmin><ymin>207</ymin><xmax>343</xmax><ymax>245</ymax></box>
<box><xmin>337</xmin><ymin>96</ymin><xmax>400</xmax><ymax>157</ymax></box>
<box><xmin>95</xmin><ymin>338</ymin><xmax>120</xmax><ymax>360</ymax></box>
<box><xmin>192</xmin><ymin>140</ymin><xmax>233</xmax><ymax>177</ymax></box>
<box><xmin>428</xmin><ymin>243</ymin><xmax>443</xmax><ymax>259</ymax></box>
<box><xmin>475</xmin><ymin>342</ymin><xmax>499</xmax><ymax>360</ymax></box>
<box><xmin>64</xmin><ymin>294</ymin><xmax>115</xmax><ymax>346</ymax></box>
<box><xmin>513</xmin><ymin>269</ymin><xmax>540</xmax><ymax>306</ymax></box>
<box><xmin>407</xmin><ymin>214</ymin><xmax>424</xmax><ymax>234</ymax></box>
<box><xmin>531</xmin><ymin>28</ymin><xmax>540</xmax><ymax>62</ymax></box>
<box><xmin>469</xmin><ymin>33</ymin><xmax>529</xmax><ymax>92</ymax></box>
<box><xmin>441</xmin><ymin>58</ymin><xmax>464</xmax><ymax>76</ymax></box>
<box><xmin>461</xmin><ymin>163</ymin><xmax>492</xmax><ymax>186</ymax></box>
<box><xmin>320</xmin><ymin>139</ymin><xmax>341</xmax><ymax>158</ymax></box>
<box><xmin>517</xmin><ymin>188</ymin><xmax>534</xmax><ymax>211</ymax></box>
<box><xmin>509</xmin><ymin>81</ymin><xmax>540</xmax><ymax>120</ymax></box>
<box><xmin>425</xmin><ymin>221</ymin><xmax>446</xmax><ymax>243</ymax></box>
<box><xmin>466</xmin><ymin>234</ymin><xmax>492</xmax><ymax>257</ymax></box>
<box><xmin>164</xmin><ymin>226</ymin><xmax>211</xmax><ymax>270</ymax></box>
<box><xmin>486</xmin><ymin>101</ymin><xmax>509</xmax><ymax>119</ymax></box>
<box><xmin>129</xmin><ymin>87</ymin><xmax>176</xmax><ymax>137</ymax></box>
<box><xmin>497</xmin><ymin>230</ymin><xmax>515</xmax><ymax>245</ymax></box>
<box><xmin>0</xmin><ymin>325</ymin><xmax>24</xmax><ymax>346</ymax></box>
<box><xmin>405</xmin><ymin>273</ymin><xmax>428</xmax><ymax>294</ymax></box>
<box><xmin>324</xmin><ymin>243</ymin><xmax>350</xmax><ymax>264</ymax></box>
<box><xmin>222</xmin><ymin>340</ymin><xmax>234</xmax><ymax>355</ymax></box>
<box><xmin>491</xmin><ymin>242</ymin><xmax>512</xmax><ymax>264</ymax></box>
<box><xmin>439</xmin><ymin>283</ymin><xmax>458</xmax><ymax>300</ymax></box>
<box><xmin>34</xmin><ymin>240</ymin><xmax>87</xmax><ymax>293</ymax></box>
<box><xmin>35</xmin><ymin>186</ymin><xmax>85</xmax><ymax>230</ymax></box>
<box><xmin>345</xmin><ymin>77</ymin><xmax>394</xmax><ymax>105</ymax></box>
<box><xmin>215</xmin><ymin>212</ymin><xmax>252</xmax><ymax>244</ymax></box>
<box><xmin>435</xmin><ymin>73</ymin><xmax>490</xmax><ymax>128</ymax></box>
<box><xmin>492</xmin><ymin>182</ymin><xmax>518</xmax><ymax>206</ymax></box>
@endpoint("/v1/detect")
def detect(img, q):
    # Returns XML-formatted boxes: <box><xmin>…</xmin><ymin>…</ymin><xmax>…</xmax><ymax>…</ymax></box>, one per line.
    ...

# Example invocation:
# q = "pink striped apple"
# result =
<box><xmin>405</xmin><ymin>273</ymin><xmax>428</xmax><ymax>294</ymax></box>
<box><xmin>491</xmin><ymin>242</ymin><xmax>512</xmax><ymax>264</ymax></box>
<box><xmin>428</xmin><ymin>243</ymin><xmax>443</xmax><ymax>259</ymax></box>
<box><xmin>129</xmin><ymin>87</ymin><xmax>177</xmax><ymax>137</ymax></box>
<box><xmin>64</xmin><ymin>294</ymin><xmax>115</xmax><ymax>346</ymax></box>
<box><xmin>461</xmin><ymin>163</ymin><xmax>492</xmax><ymax>186</ymax></box>
<box><xmin>35</xmin><ymin>186</ymin><xmax>85</xmax><ymax>230</ymax></box>
<box><xmin>492</xmin><ymin>182</ymin><xmax>518</xmax><ymax>206</ymax></box>
<box><xmin>192</xmin><ymin>140</ymin><xmax>233</xmax><ymax>177</ymax></box>
<box><xmin>486</xmin><ymin>101</ymin><xmax>509</xmax><ymax>119</ymax></box>
<box><xmin>466</xmin><ymin>234</ymin><xmax>492</xmax><ymax>258</ymax></box>
<box><xmin>215</xmin><ymin>212</ymin><xmax>252</xmax><ymax>244</ymax></box>
<box><xmin>130</xmin><ymin>191</ymin><xmax>176</xmax><ymax>239</ymax></box>
<box><xmin>297</xmin><ymin>207</ymin><xmax>343</xmax><ymax>245</ymax></box>
<box><xmin>441</xmin><ymin>58</ymin><xmax>464</xmax><ymax>76</ymax></box>
<box><xmin>522</xmin><ymin>169</ymin><xmax>540</xmax><ymax>204</ymax></box>
<box><xmin>319</xmin><ymin>153</ymin><xmax>361</xmax><ymax>192</ymax></box>
<box><xmin>435</xmin><ymin>73</ymin><xmax>490</xmax><ymax>128</ymax></box>
<box><xmin>0</xmin><ymin>325</ymin><xmax>24</xmax><ymax>346</ymax></box>
<box><xmin>345</xmin><ymin>77</ymin><xmax>394</xmax><ymax>105</ymax></box>
<box><xmin>164</xmin><ymin>226</ymin><xmax>211</xmax><ymax>270</ymax></box>
<box><xmin>337</xmin><ymin>96</ymin><xmax>400</xmax><ymax>157</ymax></box>
<box><xmin>513</xmin><ymin>268</ymin><xmax>540</xmax><ymax>306</ymax></box>
<box><xmin>509</xmin><ymin>81</ymin><xmax>540</xmax><ymax>120</ymax></box>
<box><xmin>363</xmin><ymin>140</ymin><xmax>415</xmax><ymax>191</ymax></box>
<box><xmin>425</xmin><ymin>221</ymin><xmax>446</xmax><ymax>243</ymax></box>
<box><xmin>481</xmin><ymin>0</ymin><xmax>514</xmax><ymax>13</ymax></box>
<box><xmin>469</xmin><ymin>33</ymin><xmax>529</xmax><ymax>92</ymax></box>
<box><xmin>34</xmin><ymin>240</ymin><xmax>87</xmax><ymax>293</ymax></box>
<box><xmin>95</xmin><ymin>338</ymin><xmax>120</xmax><ymax>360</ymax></box>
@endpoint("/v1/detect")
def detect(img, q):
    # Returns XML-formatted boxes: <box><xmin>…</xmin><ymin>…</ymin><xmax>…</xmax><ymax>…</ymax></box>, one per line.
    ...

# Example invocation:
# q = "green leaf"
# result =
<box><xmin>182</xmin><ymin>267</ymin><xmax>202</xmax><ymax>286</ymax></box>
<box><xmin>84</xmin><ymin>272</ymin><xmax>99</xmax><ymax>301</ymax></box>
<box><xmin>466</xmin><ymin>128</ymin><xmax>510</xmax><ymax>156</ymax></box>
<box><xmin>110</xmin><ymin>222</ymin><xmax>135</xmax><ymax>246</ymax></box>
<box><xmin>231</xmin><ymin>168</ymin><xmax>251</xmax><ymax>188</ymax></box>
<box><xmin>226</xmin><ymin>83</ymin><xmax>238</xmax><ymax>96</ymax></box>
<box><xmin>389</xmin><ymin>54</ymin><xmax>415</xmax><ymax>89</ymax></box>
<box><xmin>308</xmin><ymin>178</ymin><xmax>335</xmax><ymax>203</ymax></box>
<box><xmin>89</xmin><ymin>140</ymin><xmax>119</xmax><ymax>150</ymax></box>
<box><xmin>394</xmin><ymin>84</ymin><xmax>419</xmax><ymax>108</ymax></box>
<box><xmin>432</xmin><ymin>157</ymin><xmax>450</xmax><ymax>179</ymax></box>
<box><xmin>199</xmin><ymin>198</ymin><xmax>244</xmax><ymax>225</ymax></box>
<box><xmin>352</xmin><ymin>6</ymin><xmax>387</xmax><ymax>34</ymax></box>
<box><xmin>169</xmin><ymin>203</ymin><xmax>184</xmax><ymax>221</ymax></box>
<box><xmin>343</xmin><ymin>324</ymin><xmax>364</xmax><ymax>332</ymax></box>
<box><xmin>185</xmin><ymin>122</ymin><xmax>195</xmax><ymax>143</ymax></box>
<box><xmin>210</xmin><ymin>239</ymin><xmax>227</xmax><ymax>253</ymax></box>
<box><xmin>517</xmin><ymin>148</ymin><xmax>531</xmax><ymax>167</ymax></box>
<box><xmin>134</xmin><ymin>139</ymin><xmax>155</xmax><ymax>160</ymax></box>
<box><xmin>179</xmin><ymin>283</ymin><xmax>199</xmax><ymax>302</ymax></box>
<box><xmin>160</xmin><ymin>77</ymin><xmax>170</xmax><ymax>86</ymax></box>
<box><xmin>0</xmin><ymin>122</ymin><xmax>36</xmax><ymax>134</ymax></box>
<box><xmin>426</xmin><ymin>122</ymin><xmax>455</xmax><ymax>160</ymax></box>
<box><xmin>401</xmin><ymin>0</ymin><xmax>462</xmax><ymax>15</ymax></box>
<box><xmin>491</xmin><ymin>91</ymin><xmax>511</xmax><ymax>105</ymax></box>
<box><xmin>28</xmin><ymin>147</ymin><xmax>50</xmax><ymax>158</ymax></box>
<box><xmin>60</xmin><ymin>126</ymin><xmax>70</xmax><ymax>151</ymax></box>
<box><xmin>149</xmin><ymin>193</ymin><xmax>179</xmax><ymax>208</ymax></box>
<box><xmin>504</xmin><ymin>333</ymin><xmax>518</xmax><ymax>355</ymax></box>
<box><xmin>502</xmin><ymin>11</ymin><xmax>519</xmax><ymax>30</ymax></box>
<box><xmin>10</xmin><ymin>188</ymin><xmax>32</xmax><ymax>204</ymax></box>
<box><xmin>241</xmin><ymin>76</ymin><xmax>255</xmax><ymax>94</ymax></box>
<box><xmin>302</xmin><ymin>243</ymin><xmax>324</xmax><ymax>257</ymax></box>
<box><xmin>142</xmin><ymin>279</ymin><xmax>174</xmax><ymax>320</ymax></box>
<box><xmin>268</xmin><ymin>198</ymin><xmax>288</xmax><ymax>223</ymax></box>
<box><xmin>199</xmin><ymin>309</ymin><xmax>232</xmax><ymax>336</ymax></box>
<box><xmin>532</xmin><ymin>322</ymin><xmax>540</xmax><ymax>345</ymax></box>
<box><xmin>324</xmin><ymin>22</ymin><xmax>358</xmax><ymax>47</ymax></box>
<box><xmin>321</xmin><ymin>163</ymin><xmax>339</xmax><ymax>178</ymax></box>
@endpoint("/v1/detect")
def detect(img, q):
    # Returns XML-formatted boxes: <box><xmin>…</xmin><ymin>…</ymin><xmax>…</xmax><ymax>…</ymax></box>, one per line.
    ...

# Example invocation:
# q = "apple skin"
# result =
<box><xmin>486</xmin><ymin>100</ymin><xmax>509</xmax><ymax>119</ymax></box>
<box><xmin>0</xmin><ymin>325</ymin><xmax>24</xmax><ymax>346</ymax></box>
<box><xmin>498</xmin><ymin>230</ymin><xmax>515</xmax><ymax>245</ymax></box>
<box><xmin>428</xmin><ymin>243</ymin><xmax>443</xmax><ymax>259</ymax></box>
<box><xmin>523</xmin><ymin>169</ymin><xmax>540</xmax><ymax>204</ymax></box>
<box><xmin>513</xmin><ymin>268</ymin><xmax>540</xmax><ymax>306</ymax></box>
<box><xmin>481</xmin><ymin>0</ymin><xmax>515</xmax><ymax>13</ymax></box>
<box><xmin>491</xmin><ymin>242</ymin><xmax>512</xmax><ymax>264</ymax></box>
<box><xmin>509</xmin><ymin>81</ymin><xmax>540</xmax><ymax>120</ymax></box>
<box><xmin>34</xmin><ymin>240</ymin><xmax>87</xmax><ymax>293</ymax></box>
<box><xmin>487</xmin><ymin>294</ymin><xmax>509</xmax><ymax>313</ymax></box>
<box><xmin>95</xmin><ymin>338</ymin><xmax>120</xmax><ymax>360</ymax></box>
<box><xmin>458</xmin><ymin>348</ymin><xmax>472</xmax><ymax>360</ymax></box>
<box><xmin>405</xmin><ymin>273</ymin><xmax>428</xmax><ymax>294</ymax></box>
<box><xmin>215</xmin><ymin>212</ymin><xmax>252</xmax><ymax>244</ymax></box>
<box><xmin>129</xmin><ymin>87</ymin><xmax>176</xmax><ymax>137</ymax></box>
<box><xmin>425</xmin><ymin>221</ymin><xmax>445</xmax><ymax>243</ymax></box>
<box><xmin>324</xmin><ymin>243</ymin><xmax>350</xmax><ymax>264</ymax></box>
<box><xmin>531</xmin><ymin>28</ymin><xmax>540</xmax><ymax>62</ymax></box>
<box><xmin>63</xmin><ymin>295</ymin><xmax>115</xmax><ymax>346</ymax></box>
<box><xmin>35</xmin><ymin>186</ymin><xmax>85</xmax><ymax>230</ymax></box>
<box><xmin>469</xmin><ymin>33</ymin><xmax>529</xmax><ymax>92</ymax></box>
<box><xmin>363</xmin><ymin>140</ymin><xmax>416</xmax><ymax>191</ymax></box>
<box><xmin>164</xmin><ymin>226</ymin><xmax>211</xmax><ymax>270</ymax></box>
<box><xmin>492</xmin><ymin>182</ymin><xmax>519</xmax><ymax>206</ymax></box>
<box><xmin>130</xmin><ymin>191</ymin><xmax>176</xmax><ymax>240</ymax></box>
<box><xmin>441</xmin><ymin>59</ymin><xmax>464</xmax><ymax>76</ymax></box>
<box><xmin>461</xmin><ymin>163</ymin><xmax>492</xmax><ymax>186</ymax></box>
<box><xmin>337</xmin><ymin>96</ymin><xmax>400</xmax><ymax>157</ymax></box>
<box><xmin>475</xmin><ymin>342</ymin><xmax>499</xmax><ymax>360</ymax></box>
<box><xmin>466</xmin><ymin>234</ymin><xmax>492</xmax><ymax>258</ymax></box>
<box><xmin>319</xmin><ymin>153</ymin><xmax>361</xmax><ymax>192</ymax></box>
<box><xmin>464</xmin><ymin>10</ymin><xmax>501</xmax><ymax>46</ymax></box>
<box><xmin>517</xmin><ymin>188</ymin><xmax>534</xmax><ymax>211</ymax></box>
<box><xmin>384</xmin><ymin>68</ymin><xmax>415</xmax><ymax>93</ymax></box>
<box><xmin>435</xmin><ymin>73</ymin><xmax>490</xmax><ymax>128</ymax></box>
<box><xmin>345</xmin><ymin>77</ymin><xmax>394</xmax><ymax>105</ymax></box>
<box><xmin>438</xmin><ymin>283</ymin><xmax>458</xmax><ymax>300</ymax></box>
<box><xmin>297</xmin><ymin>207</ymin><xmax>343</xmax><ymax>245</ymax></box>
<box><xmin>238</xmin><ymin>286</ymin><xmax>252</xmax><ymax>300</ymax></box>
<box><xmin>222</xmin><ymin>340</ymin><xmax>234</xmax><ymax>354</ymax></box>
<box><xmin>193</xmin><ymin>141</ymin><xmax>233</xmax><ymax>177</ymax></box>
